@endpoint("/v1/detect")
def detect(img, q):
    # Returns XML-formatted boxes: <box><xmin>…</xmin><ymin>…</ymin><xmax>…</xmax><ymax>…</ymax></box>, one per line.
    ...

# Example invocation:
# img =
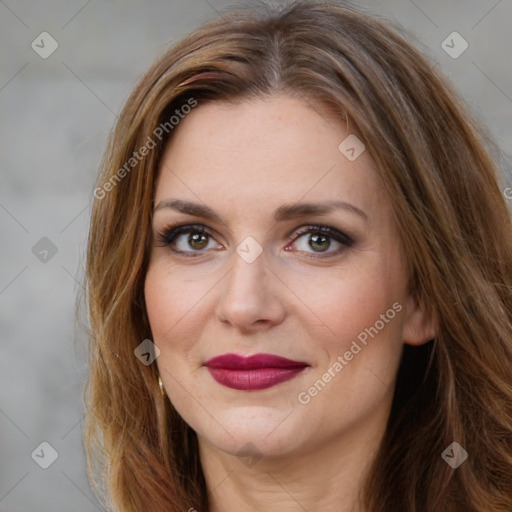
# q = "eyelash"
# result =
<box><xmin>155</xmin><ymin>222</ymin><xmax>355</xmax><ymax>260</ymax></box>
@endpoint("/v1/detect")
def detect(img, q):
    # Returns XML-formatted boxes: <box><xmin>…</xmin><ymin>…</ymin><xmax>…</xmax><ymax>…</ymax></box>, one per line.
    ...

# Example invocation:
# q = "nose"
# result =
<box><xmin>215</xmin><ymin>247</ymin><xmax>286</xmax><ymax>332</ymax></box>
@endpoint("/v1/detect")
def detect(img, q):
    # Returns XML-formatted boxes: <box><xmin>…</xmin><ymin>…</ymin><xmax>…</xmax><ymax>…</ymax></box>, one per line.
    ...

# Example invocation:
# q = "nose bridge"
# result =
<box><xmin>215</xmin><ymin>241</ymin><xmax>285</xmax><ymax>329</ymax></box>
<box><xmin>225</xmin><ymin>243</ymin><xmax>268</xmax><ymax>301</ymax></box>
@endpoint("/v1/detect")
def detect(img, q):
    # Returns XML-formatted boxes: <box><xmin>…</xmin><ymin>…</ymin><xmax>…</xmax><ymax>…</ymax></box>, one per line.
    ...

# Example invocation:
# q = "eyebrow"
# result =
<box><xmin>153</xmin><ymin>198</ymin><xmax>368</xmax><ymax>223</ymax></box>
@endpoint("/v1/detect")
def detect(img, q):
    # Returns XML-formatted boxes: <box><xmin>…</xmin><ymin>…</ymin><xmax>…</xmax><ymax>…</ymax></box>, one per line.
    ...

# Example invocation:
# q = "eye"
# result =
<box><xmin>155</xmin><ymin>223</ymin><xmax>222</xmax><ymax>257</ymax></box>
<box><xmin>288</xmin><ymin>225</ymin><xmax>354</xmax><ymax>259</ymax></box>
<box><xmin>154</xmin><ymin>223</ymin><xmax>354</xmax><ymax>259</ymax></box>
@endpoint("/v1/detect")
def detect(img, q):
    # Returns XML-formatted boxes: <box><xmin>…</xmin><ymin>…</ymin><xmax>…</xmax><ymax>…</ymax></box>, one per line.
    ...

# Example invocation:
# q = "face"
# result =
<box><xmin>144</xmin><ymin>94</ymin><xmax>434</xmax><ymax>460</ymax></box>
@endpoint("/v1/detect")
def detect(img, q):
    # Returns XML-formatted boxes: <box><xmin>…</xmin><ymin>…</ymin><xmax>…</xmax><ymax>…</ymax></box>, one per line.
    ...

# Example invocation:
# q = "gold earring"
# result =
<box><xmin>158</xmin><ymin>375</ymin><xmax>165</xmax><ymax>396</ymax></box>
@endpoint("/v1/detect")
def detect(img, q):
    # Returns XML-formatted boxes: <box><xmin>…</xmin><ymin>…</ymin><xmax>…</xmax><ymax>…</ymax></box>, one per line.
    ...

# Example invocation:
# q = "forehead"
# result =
<box><xmin>154</xmin><ymin>94</ymin><xmax>385</xmax><ymax>220</ymax></box>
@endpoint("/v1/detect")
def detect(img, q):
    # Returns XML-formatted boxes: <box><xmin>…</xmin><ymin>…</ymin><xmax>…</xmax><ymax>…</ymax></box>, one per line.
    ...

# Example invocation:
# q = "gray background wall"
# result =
<box><xmin>1</xmin><ymin>1</ymin><xmax>511</xmax><ymax>511</ymax></box>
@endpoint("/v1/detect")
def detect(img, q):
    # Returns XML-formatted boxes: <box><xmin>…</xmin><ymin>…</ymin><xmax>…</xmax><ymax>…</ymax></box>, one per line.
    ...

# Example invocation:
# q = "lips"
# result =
<box><xmin>203</xmin><ymin>353</ymin><xmax>309</xmax><ymax>391</ymax></box>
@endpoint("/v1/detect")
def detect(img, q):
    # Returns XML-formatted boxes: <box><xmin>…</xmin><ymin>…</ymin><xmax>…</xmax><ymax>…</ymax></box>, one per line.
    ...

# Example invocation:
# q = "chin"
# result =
<box><xmin>194</xmin><ymin>407</ymin><xmax>305</xmax><ymax>458</ymax></box>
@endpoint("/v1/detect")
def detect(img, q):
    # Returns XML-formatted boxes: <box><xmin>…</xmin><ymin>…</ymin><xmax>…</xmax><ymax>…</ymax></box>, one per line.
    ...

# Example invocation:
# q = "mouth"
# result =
<box><xmin>203</xmin><ymin>353</ymin><xmax>310</xmax><ymax>391</ymax></box>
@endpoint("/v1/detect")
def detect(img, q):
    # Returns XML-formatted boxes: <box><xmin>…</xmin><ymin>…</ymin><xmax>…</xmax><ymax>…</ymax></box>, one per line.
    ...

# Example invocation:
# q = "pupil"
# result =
<box><xmin>310</xmin><ymin>234</ymin><xmax>330</xmax><ymax>252</ymax></box>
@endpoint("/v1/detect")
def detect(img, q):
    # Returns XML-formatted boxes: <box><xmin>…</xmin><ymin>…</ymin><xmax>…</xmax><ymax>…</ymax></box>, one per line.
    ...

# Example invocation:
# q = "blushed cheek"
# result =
<box><xmin>144</xmin><ymin>270</ymin><xmax>205</xmax><ymax>362</ymax></box>
<box><xmin>144</xmin><ymin>273</ymin><xmax>181</xmax><ymax>345</ymax></box>
<box><xmin>306</xmin><ymin>275</ymin><xmax>396</xmax><ymax>351</ymax></box>
<box><xmin>310</xmin><ymin>300</ymin><xmax>404</xmax><ymax>407</ymax></box>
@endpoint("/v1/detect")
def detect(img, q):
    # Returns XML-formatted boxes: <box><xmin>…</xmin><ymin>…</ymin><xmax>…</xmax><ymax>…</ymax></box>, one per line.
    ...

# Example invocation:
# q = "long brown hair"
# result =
<box><xmin>82</xmin><ymin>1</ymin><xmax>512</xmax><ymax>511</ymax></box>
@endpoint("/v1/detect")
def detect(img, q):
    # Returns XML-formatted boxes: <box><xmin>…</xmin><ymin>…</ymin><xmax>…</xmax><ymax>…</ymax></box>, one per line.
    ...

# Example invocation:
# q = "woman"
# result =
<box><xmin>82</xmin><ymin>1</ymin><xmax>512</xmax><ymax>511</ymax></box>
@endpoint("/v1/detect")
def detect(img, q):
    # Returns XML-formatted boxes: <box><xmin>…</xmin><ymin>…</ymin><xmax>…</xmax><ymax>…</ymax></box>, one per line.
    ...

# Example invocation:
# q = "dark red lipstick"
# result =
<box><xmin>203</xmin><ymin>353</ymin><xmax>309</xmax><ymax>391</ymax></box>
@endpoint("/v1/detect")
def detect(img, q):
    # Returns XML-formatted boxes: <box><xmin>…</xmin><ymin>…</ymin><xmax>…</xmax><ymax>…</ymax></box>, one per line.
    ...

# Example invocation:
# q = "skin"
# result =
<box><xmin>144</xmin><ymin>94</ymin><xmax>436</xmax><ymax>512</ymax></box>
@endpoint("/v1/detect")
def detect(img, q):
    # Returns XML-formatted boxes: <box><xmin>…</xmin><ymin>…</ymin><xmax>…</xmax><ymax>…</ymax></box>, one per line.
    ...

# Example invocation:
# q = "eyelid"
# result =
<box><xmin>291</xmin><ymin>225</ymin><xmax>354</xmax><ymax>247</ymax></box>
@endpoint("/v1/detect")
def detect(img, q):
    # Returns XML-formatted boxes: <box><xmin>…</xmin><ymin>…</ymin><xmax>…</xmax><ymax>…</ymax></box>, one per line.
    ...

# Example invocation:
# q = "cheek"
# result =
<box><xmin>144</xmin><ymin>270</ymin><xmax>174</xmax><ymax>341</ymax></box>
<box><xmin>144</xmin><ymin>262</ymin><xmax>218</xmax><ymax>367</ymax></box>
<box><xmin>292</xmin><ymin>254</ymin><xmax>405</xmax><ymax>353</ymax></box>
<box><xmin>292</xmin><ymin>307</ymin><xmax>403</xmax><ymax>450</ymax></box>
<box><xmin>293</xmin><ymin>254</ymin><xmax>406</xmax><ymax>406</ymax></box>
<box><xmin>144</xmin><ymin>259</ymin><xmax>205</xmax><ymax>326</ymax></box>
<box><xmin>294</xmin><ymin>263</ymin><xmax>406</xmax><ymax>425</ymax></box>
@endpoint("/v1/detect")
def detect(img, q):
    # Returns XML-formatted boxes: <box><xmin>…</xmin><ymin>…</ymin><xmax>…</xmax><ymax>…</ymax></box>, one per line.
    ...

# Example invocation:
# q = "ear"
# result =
<box><xmin>402</xmin><ymin>293</ymin><xmax>437</xmax><ymax>346</ymax></box>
